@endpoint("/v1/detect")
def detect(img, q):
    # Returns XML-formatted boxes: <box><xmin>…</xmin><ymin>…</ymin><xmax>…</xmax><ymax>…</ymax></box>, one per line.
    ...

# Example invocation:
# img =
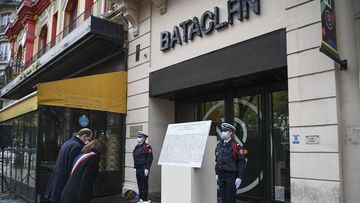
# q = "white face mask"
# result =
<box><xmin>137</xmin><ymin>137</ymin><xmax>143</xmax><ymax>143</ymax></box>
<box><xmin>221</xmin><ymin>131</ymin><xmax>229</xmax><ymax>140</ymax></box>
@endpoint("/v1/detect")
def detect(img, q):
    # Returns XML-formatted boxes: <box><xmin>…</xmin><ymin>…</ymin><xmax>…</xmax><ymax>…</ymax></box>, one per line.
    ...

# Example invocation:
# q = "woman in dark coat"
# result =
<box><xmin>59</xmin><ymin>139</ymin><xmax>106</xmax><ymax>203</ymax></box>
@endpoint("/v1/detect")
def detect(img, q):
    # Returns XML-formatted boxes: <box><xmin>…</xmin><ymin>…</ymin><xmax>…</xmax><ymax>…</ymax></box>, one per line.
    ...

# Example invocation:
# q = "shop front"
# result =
<box><xmin>175</xmin><ymin>85</ymin><xmax>289</xmax><ymax>202</ymax></box>
<box><xmin>0</xmin><ymin>72</ymin><xmax>127</xmax><ymax>202</ymax></box>
<box><xmin>150</xmin><ymin>26</ymin><xmax>289</xmax><ymax>201</ymax></box>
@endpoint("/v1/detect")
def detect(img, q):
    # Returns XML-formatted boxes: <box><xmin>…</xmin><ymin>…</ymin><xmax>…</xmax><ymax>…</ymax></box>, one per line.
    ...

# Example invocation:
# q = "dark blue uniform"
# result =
<box><xmin>215</xmin><ymin>139</ymin><xmax>247</xmax><ymax>203</ymax></box>
<box><xmin>133</xmin><ymin>142</ymin><xmax>153</xmax><ymax>201</ymax></box>
<box><xmin>45</xmin><ymin>136</ymin><xmax>85</xmax><ymax>203</ymax></box>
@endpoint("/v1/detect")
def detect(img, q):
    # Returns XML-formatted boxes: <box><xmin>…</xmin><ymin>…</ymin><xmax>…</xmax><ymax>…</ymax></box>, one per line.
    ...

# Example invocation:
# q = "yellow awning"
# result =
<box><xmin>37</xmin><ymin>71</ymin><xmax>127</xmax><ymax>114</ymax></box>
<box><xmin>0</xmin><ymin>93</ymin><xmax>38</xmax><ymax>122</ymax></box>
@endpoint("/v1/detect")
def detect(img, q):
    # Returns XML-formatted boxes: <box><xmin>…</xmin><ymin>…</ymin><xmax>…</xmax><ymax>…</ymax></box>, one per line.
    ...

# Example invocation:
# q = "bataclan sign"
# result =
<box><xmin>160</xmin><ymin>0</ymin><xmax>260</xmax><ymax>52</ymax></box>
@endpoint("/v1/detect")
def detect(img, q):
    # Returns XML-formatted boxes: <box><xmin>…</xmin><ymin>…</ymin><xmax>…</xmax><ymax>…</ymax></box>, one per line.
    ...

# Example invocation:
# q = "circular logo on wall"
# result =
<box><xmin>325</xmin><ymin>9</ymin><xmax>334</xmax><ymax>30</ymax></box>
<box><xmin>79</xmin><ymin>115</ymin><xmax>89</xmax><ymax>127</ymax></box>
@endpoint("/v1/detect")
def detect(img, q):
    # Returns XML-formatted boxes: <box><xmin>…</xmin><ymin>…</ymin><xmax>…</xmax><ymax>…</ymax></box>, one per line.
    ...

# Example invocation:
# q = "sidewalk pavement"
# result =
<box><xmin>0</xmin><ymin>192</ymin><xmax>244</xmax><ymax>203</ymax></box>
<box><xmin>92</xmin><ymin>195</ymin><xmax>157</xmax><ymax>203</ymax></box>
<box><xmin>0</xmin><ymin>193</ymin><xmax>26</xmax><ymax>203</ymax></box>
<box><xmin>0</xmin><ymin>192</ymin><xmax>146</xmax><ymax>203</ymax></box>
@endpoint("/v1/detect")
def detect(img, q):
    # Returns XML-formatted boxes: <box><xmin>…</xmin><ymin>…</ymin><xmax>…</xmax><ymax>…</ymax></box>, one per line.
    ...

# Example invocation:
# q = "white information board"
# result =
<box><xmin>158</xmin><ymin>120</ymin><xmax>212</xmax><ymax>168</ymax></box>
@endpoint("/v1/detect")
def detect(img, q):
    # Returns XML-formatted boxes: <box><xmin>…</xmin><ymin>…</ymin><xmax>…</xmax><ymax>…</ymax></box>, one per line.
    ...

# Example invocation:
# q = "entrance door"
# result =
<box><xmin>177</xmin><ymin>86</ymin><xmax>289</xmax><ymax>202</ymax></box>
<box><xmin>233</xmin><ymin>94</ymin><xmax>264</xmax><ymax>201</ymax></box>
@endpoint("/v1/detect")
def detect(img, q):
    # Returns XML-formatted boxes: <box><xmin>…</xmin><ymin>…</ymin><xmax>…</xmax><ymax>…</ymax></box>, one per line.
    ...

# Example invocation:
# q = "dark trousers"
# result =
<box><xmin>136</xmin><ymin>168</ymin><xmax>149</xmax><ymax>201</ymax></box>
<box><xmin>219</xmin><ymin>172</ymin><xmax>237</xmax><ymax>203</ymax></box>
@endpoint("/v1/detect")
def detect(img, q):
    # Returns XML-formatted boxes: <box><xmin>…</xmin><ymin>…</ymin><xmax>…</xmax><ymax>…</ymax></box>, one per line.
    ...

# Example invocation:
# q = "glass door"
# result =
<box><xmin>233</xmin><ymin>94</ymin><xmax>264</xmax><ymax>201</ymax></box>
<box><xmin>175</xmin><ymin>86</ymin><xmax>289</xmax><ymax>202</ymax></box>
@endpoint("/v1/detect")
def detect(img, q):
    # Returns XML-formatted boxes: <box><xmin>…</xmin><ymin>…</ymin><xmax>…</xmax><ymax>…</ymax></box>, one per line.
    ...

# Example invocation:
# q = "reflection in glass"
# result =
<box><xmin>40</xmin><ymin>107</ymin><xmax>123</xmax><ymax>172</ymax></box>
<box><xmin>271</xmin><ymin>91</ymin><xmax>290</xmax><ymax>201</ymax></box>
<box><xmin>201</xmin><ymin>100</ymin><xmax>224</xmax><ymax>137</ymax></box>
<box><xmin>1</xmin><ymin>111</ymin><xmax>38</xmax><ymax>202</ymax></box>
<box><xmin>233</xmin><ymin>95</ymin><xmax>262</xmax><ymax>197</ymax></box>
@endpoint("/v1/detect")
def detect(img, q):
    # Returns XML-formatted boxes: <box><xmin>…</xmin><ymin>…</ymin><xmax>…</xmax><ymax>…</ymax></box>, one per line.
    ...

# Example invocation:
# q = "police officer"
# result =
<box><xmin>215</xmin><ymin>123</ymin><xmax>247</xmax><ymax>203</ymax></box>
<box><xmin>133</xmin><ymin>131</ymin><xmax>153</xmax><ymax>203</ymax></box>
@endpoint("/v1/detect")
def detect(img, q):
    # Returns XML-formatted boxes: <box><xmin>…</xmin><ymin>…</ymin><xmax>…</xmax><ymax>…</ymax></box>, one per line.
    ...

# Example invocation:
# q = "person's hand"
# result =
<box><xmin>235</xmin><ymin>178</ymin><xmax>241</xmax><ymax>189</ymax></box>
<box><xmin>133</xmin><ymin>168</ymin><xmax>136</xmax><ymax>173</ymax></box>
<box><xmin>144</xmin><ymin>169</ymin><xmax>149</xmax><ymax>176</ymax></box>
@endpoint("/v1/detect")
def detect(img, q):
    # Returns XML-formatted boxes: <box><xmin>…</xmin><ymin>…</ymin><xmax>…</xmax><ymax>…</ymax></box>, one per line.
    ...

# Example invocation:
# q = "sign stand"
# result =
<box><xmin>161</xmin><ymin>136</ymin><xmax>217</xmax><ymax>203</ymax></box>
<box><xmin>158</xmin><ymin>121</ymin><xmax>217</xmax><ymax>203</ymax></box>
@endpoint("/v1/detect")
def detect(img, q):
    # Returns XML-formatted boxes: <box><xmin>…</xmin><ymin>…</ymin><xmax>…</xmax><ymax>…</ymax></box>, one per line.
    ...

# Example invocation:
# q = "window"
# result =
<box><xmin>105</xmin><ymin>0</ymin><xmax>116</xmax><ymax>13</ymax></box>
<box><xmin>63</xmin><ymin>0</ymin><xmax>78</xmax><ymax>36</ymax></box>
<box><xmin>51</xmin><ymin>13</ymin><xmax>58</xmax><ymax>47</ymax></box>
<box><xmin>1</xmin><ymin>111</ymin><xmax>38</xmax><ymax>202</ymax></box>
<box><xmin>0</xmin><ymin>43</ymin><xmax>9</xmax><ymax>62</ymax></box>
<box><xmin>38</xmin><ymin>25</ymin><xmax>48</xmax><ymax>57</ymax></box>
<box><xmin>0</xmin><ymin>13</ymin><xmax>11</xmax><ymax>33</ymax></box>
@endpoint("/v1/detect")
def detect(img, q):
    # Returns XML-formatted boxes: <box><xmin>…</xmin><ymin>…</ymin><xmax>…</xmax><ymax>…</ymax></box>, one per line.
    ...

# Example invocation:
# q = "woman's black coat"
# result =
<box><xmin>59</xmin><ymin>153</ymin><xmax>100</xmax><ymax>203</ymax></box>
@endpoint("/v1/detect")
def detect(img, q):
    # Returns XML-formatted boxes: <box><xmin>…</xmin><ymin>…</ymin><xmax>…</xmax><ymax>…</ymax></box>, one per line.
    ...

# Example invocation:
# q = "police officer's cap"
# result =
<box><xmin>221</xmin><ymin>123</ymin><xmax>236</xmax><ymax>133</ymax></box>
<box><xmin>137</xmin><ymin>131</ymin><xmax>148</xmax><ymax>138</ymax></box>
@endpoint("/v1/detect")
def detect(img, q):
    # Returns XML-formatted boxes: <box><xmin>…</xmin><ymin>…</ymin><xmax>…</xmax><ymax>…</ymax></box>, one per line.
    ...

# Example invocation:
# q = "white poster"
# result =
<box><xmin>158</xmin><ymin>120</ymin><xmax>212</xmax><ymax>168</ymax></box>
<box><xmin>275</xmin><ymin>186</ymin><xmax>285</xmax><ymax>201</ymax></box>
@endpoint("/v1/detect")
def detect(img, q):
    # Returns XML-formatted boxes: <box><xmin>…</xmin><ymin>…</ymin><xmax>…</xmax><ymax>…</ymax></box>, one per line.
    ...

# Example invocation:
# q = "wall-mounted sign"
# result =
<box><xmin>306</xmin><ymin>135</ymin><xmax>320</xmax><ymax>145</ymax></box>
<box><xmin>130</xmin><ymin>125</ymin><xmax>143</xmax><ymax>138</ymax></box>
<box><xmin>79</xmin><ymin>115</ymin><xmax>89</xmax><ymax>127</ymax></box>
<box><xmin>292</xmin><ymin>134</ymin><xmax>300</xmax><ymax>144</ymax></box>
<box><xmin>275</xmin><ymin>186</ymin><xmax>285</xmax><ymax>201</ymax></box>
<box><xmin>160</xmin><ymin>0</ymin><xmax>260</xmax><ymax>52</ymax></box>
<box><xmin>319</xmin><ymin>0</ymin><xmax>347</xmax><ymax>69</ymax></box>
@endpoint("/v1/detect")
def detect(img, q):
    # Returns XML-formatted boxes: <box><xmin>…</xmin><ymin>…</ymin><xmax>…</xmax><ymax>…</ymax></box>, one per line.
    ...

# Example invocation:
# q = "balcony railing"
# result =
<box><xmin>3</xmin><ymin>0</ymin><xmax>109</xmax><ymax>86</ymax></box>
<box><xmin>0</xmin><ymin>57</ymin><xmax>21</xmax><ymax>88</ymax></box>
<box><xmin>0</xmin><ymin>0</ymin><xmax>22</xmax><ymax>5</ymax></box>
<box><xmin>0</xmin><ymin>24</ymin><xmax>9</xmax><ymax>33</ymax></box>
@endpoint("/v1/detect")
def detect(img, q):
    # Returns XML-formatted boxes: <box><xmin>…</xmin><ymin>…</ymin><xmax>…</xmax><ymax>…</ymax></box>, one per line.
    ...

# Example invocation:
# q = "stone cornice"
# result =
<box><xmin>121</xmin><ymin>0</ymin><xmax>140</xmax><ymax>37</ymax></box>
<box><xmin>33</xmin><ymin>0</ymin><xmax>50</xmax><ymax>16</ymax></box>
<box><xmin>111</xmin><ymin>0</ymin><xmax>140</xmax><ymax>37</ymax></box>
<box><xmin>110</xmin><ymin>0</ymin><xmax>167</xmax><ymax>37</ymax></box>
<box><xmin>152</xmin><ymin>0</ymin><xmax>167</xmax><ymax>15</ymax></box>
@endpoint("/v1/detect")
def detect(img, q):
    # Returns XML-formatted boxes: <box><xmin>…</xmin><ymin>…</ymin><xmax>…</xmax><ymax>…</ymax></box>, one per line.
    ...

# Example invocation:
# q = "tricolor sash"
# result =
<box><xmin>71</xmin><ymin>152</ymin><xmax>96</xmax><ymax>175</ymax></box>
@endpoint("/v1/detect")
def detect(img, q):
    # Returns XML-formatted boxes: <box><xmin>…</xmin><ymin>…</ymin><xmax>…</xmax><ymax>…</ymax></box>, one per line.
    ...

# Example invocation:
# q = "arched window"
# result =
<box><xmin>38</xmin><ymin>25</ymin><xmax>48</xmax><ymax>57</ymax></box>
<box><xmin>64</xmin><ymin>0</ymin><xmax>78</xmax><ymax>36</ymax></box>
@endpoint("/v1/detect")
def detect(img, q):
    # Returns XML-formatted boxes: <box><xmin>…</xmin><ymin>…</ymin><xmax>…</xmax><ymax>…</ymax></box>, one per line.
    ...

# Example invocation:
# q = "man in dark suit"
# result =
<box><xmin>45</xmin><ymin>128</ymin><xmax>93</xmax><ymax>203</ymax></box>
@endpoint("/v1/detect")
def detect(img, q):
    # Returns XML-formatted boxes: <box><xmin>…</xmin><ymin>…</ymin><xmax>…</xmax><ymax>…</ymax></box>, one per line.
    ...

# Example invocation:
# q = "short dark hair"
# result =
<box><xmin>77</xmin><ymin>128</ymin><xmax>92</xmax><ymax>137</ymax></box>
<box><xmin>81</xmin><ymin>139</ymin><xmax>106</xmax><ymax>156</ymax></box>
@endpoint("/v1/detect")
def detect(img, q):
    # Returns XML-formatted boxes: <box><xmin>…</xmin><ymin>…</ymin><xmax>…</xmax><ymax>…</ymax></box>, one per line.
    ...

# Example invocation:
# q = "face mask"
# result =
<box><xmin>85</xmin><ymin>140</ymin><xmax>90</xmax><ymax>145</ymax></box>
<box><xmin>137</xmin><ymin>137</ymin><xmax>143</xmax><ymax>143</ymax></box>
<box><xmin>221</xmin><ymin>131</ymin><xmax>229</xmax><ymax>140</ymax></box>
